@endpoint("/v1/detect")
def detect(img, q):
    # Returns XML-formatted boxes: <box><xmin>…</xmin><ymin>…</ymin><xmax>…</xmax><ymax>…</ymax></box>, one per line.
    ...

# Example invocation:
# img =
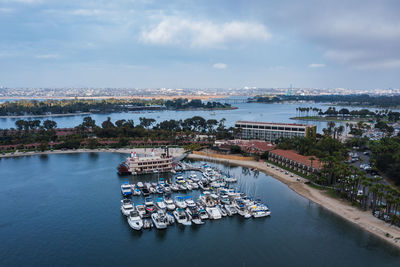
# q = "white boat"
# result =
<box><xmin>145</xmin><ymin>197</ymin><xmax>157</xmax><ymax>213</ymax></box>
<box><xmin>185</xmin><ymin>197</ymin><xmax>196</xmax><ymax>209</ymax></box>
<box><xmin>218</xmin><ymin>205</ymin><xmax>227</xmax><ymax>217</ymax></box>
<box><xmin>121</xmin><ymin>199</ymin><xmax>134</xmax><ymax>216</ymax></box>
<box><xmin>156</xmin><ymin>197</ymin><xmax>167</xmax><ymax>210</ymax></box>
<box><xmin>190</xmin><ymin>182</ymin><xmax>199</xmax><ymax>190</ymax></box>
<box><xmin>224</xmin><ymin>204</ymin><xmax>238</xmax><ymax>216</ymax></box>
<box><xmin>235</xmin><ymin>201</ymin><xmax>251</xmax><ymax>218</ymax></box>
<box><xmin>170</xmin><ymin>184</ymin><xmax>179</xmax><ymax>191</ymax></box>
<box><xmin>132</xmin><ymin>187</ymin><xmax>141</xmax><ymax>196</ymax></box>
<box><xmin>151</xmin><ymin>210</ymin><xmax>168</xmax><ymax>229</ymax></box>
<box><xmin>137</xmin><ymin>182</ymin><xmax>144</xmax><ymax>188</ymax></box>
<box><xmin>249</xmin><ymin>201</ymin><xmax>271</xmax><ymax>218</ymax></box>
<box><xmin>166</xmin><ymin>212</ymin><xmax>175</xmax><ymax>225</ymax></box>
<box><xmin>191</xmin><ymin>212</ymin><xmax>205</xmax><ymax>225</ymax></box>
<box><xmin>173</xmin><ymin>208</ymin><xmax>192</xmax><ymax>226</ymax></box>
<box><xmin>121</xmin><ymin>183</ymin><xmax>132</xmax><ymax>197</ymax></box>
<box><xmin>198</xmin><ymin>208</ymin><xmax>209</xmax><ymax>220</ymax></box>
<box><xmin>136</xmin><ymin>204</ymin><xmax>146</xmax><ymax>218</ymax></box>
<box><xmin>163</xmin><ymin>184</ymin><xmax>172</xmax><ymax>194</ymax></box>
<box><xmin>174</xmin><ymin>196</ymin><xmax>187</xmax><ymax>209</ymax></box>
<box><xmin>164</xmin><ymin>198</ymin><xmax>176</xmax><ymax>211</ymax></box>
<box><xmin>179</xmin><ymin>184</ymin><xmax>187</xmax><ymax>191</ymax></box>
<box><xmin>186</xmin><ymin>183</ymin><xmax>193</xmax><ymax>190</ymax></box>
<box><xmin>206</xmin><ymin>206</ymin><xmax>222</xmax><ymax>220</ymax></box>
<box><xmin>127</xmin><ymin>210</ymin><xmax>143</xmax><ymax>231</ymax></box>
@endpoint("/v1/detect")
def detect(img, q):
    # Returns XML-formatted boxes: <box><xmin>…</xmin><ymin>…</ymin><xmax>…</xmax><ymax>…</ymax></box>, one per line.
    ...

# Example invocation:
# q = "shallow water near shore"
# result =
<box><xmin>1</xmin><ymin>153</ymin><xmax>400</xmax><ymax>266</ymax></box>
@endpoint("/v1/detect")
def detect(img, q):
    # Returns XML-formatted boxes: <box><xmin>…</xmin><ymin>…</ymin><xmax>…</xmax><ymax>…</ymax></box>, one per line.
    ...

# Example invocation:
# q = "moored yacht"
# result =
<box><xmin>121</xmin><ymin>183</ymin><xmax>132</xmax><ymax>197</ymax></box>
<box><xmin>206</xmin><ymin>206</ymin><xmax>222</xmax><ymax>220</ymax></box>
<box><xmin>127</xmin><ymin>210</ymin><xmax>143</xmax><ymax>231</ymax></box>
<box><xmin>173</xmin><ymin>208</ymin><xmax>192</xmax><ymax>226</ymax></box>
<box><xmin>151</xmin><ymin>210</ymin><xmax>168</xmax><ymax>229</ymax></box>
<box><xmin>174</xmin><ymin>196</ymin><xmax>187</xmax><ymax>209</ymax></box>
<box><xmin>164</xmin><ymin>197</ymin><xmax>176</xmax><ymax>211</ymax></box>
<box><xmin>156</xmin><ymin>197</ymin><xmax>167</xmax><ymax>210</ymax></box>
<box><xmin>121</xmin><ymin>199</ymin><xmax>134</xmax><ymax>216</ymax></box>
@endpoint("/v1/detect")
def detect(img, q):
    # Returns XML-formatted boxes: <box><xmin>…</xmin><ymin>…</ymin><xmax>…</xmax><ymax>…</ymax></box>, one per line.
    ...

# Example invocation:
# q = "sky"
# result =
<box><xmin>0</xmin><ymin>0</ymin><xmax>400</xmax><ymax>89</ymax></box>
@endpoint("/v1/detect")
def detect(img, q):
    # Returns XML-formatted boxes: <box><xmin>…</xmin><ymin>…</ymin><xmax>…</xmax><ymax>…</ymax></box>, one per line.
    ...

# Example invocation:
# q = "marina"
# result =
<box><xmin>119</xmin><ymin>162</ymin><xmax>271</xmax><ymax>231</ymax></box>
<box><xmin>1</xmin><ymin>153</ymin><xmax>400</xmax><ymax>266</ymax></box>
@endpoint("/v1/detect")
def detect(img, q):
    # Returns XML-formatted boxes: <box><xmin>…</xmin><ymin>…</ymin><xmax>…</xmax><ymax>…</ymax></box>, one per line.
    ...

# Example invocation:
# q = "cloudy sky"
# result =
<box><xmin>0</xmin><ymin>0</ymin><xmax>399</xmax><ymax>89</ymax></box>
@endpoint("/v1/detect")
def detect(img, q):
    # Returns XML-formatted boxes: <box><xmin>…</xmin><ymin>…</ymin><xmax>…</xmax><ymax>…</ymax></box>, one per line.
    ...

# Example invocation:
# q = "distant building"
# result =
<box><xmin>235</xmin><ymin>121</ymin><xmax>316</xmax><ymax>142</ymax></box>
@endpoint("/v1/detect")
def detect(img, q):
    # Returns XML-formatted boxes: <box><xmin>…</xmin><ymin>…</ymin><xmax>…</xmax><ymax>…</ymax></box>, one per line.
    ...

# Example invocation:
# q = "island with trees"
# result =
<box><xmin>0</xmin><ymin>98</ymin><xmax>235</xmax><ymax>117</ymax></box>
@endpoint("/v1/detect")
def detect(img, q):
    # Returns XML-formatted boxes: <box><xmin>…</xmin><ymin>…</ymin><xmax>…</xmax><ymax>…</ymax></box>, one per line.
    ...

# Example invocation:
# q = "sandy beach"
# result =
<box><xmin>187</xmin><ymin>153</ymin><xmax>400</xmax><ymax>250</ymax></box>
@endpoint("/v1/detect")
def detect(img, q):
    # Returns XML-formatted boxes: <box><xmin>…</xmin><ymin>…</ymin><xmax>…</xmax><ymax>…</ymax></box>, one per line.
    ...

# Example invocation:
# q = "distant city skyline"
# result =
<box><xmin>0</xmin><ymin>0</ymin><xmax>399</xmax><ymax>89</ymax></box>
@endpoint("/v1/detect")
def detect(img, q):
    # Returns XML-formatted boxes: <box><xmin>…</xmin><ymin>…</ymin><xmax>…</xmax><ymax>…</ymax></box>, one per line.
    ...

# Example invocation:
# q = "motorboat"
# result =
<box><xmin>184</xmin><ymin>197</ymin><xmax>196</xmax><ymax>209</ymax></box>
<box><xmin>137</xmin><ymin>182</ymin><xmax>144</xmax><ymax>188</ymax></box>
<box><xmin>191</xmin><ymin>212</ymin><xmax>205</xmax><ymax>225</ymax></box>
<box><xmin>127</xmin><ymin>210</ymin><xmax>143</xmax><ymax>231</ymax></box>
<box><xmin>179</xmin><ymin>184</ymin><xmax>187</xmax><ymax>191</ymax></box>
<box><xmin>176</xmin><ymin>176</ymin><xmax>185</xmax><ymax>184</ymax></box>
<box><xmin>136</xmin><ymin>204</ymin><xmax>146</xmax><ymax>218</ymax></box>
<box><xmin>173</xmin><ymin>208</ymin><xmax>192</xmax><ymax>226</ymax></box>
<box><xmin>249</xmin><ymin>200</ymin><xmax>271</xmax><ymax>218</ymax></box>
<box><xmin>156</xmin><ymin>197</ymin><xmax>167</xmax><ymax>210</ymax></box>
<box><xmin>149</xmin><ymin>186</ymin><xmax>156</xmax><ymax>194</ymax></box>
<box><xmin>198</xmin><ymin>191</ymin><xmax>214</xmax><ymax>207</ymax></box>
<box><xmin>121</xmin><ymin>199</ymin><xmax>134</xmax><ymax>216</ymax></box>
<box><xmin>190</xmin><ymin>182</ymin><xmax>199</xmax><ymax>190</ymax></box>
<box><xmin>220</xmin><ymin>195</ymin><xmax>231</xmax><ymax>205</ymax></box>
<box><xmin>164</xmin><ymin>198</ymin><xmax>176</xmax><ymax>211</ymax></box>
<box><xmin>121</xmin><ymin>183</ymin><xmax>132</xmax><ymax>197</ymax></box>
<box><xmin>132</xmin><ymin>187</ymin><xmax>141</xmax><ymax>196</ymax></box>
<box><xmin>163</xmin><ymin>184</ymin><xmax>172</xmax><ymax>194</ymax></box>
<box><xmin>141</xmin><ymin>187</ymin><xmax>150</xmax><ymax>197</ymax></box>
<box><xmin>170</xmin><ymin>184</ymin><xmax>179</xmax><ymax>191</ymax></box>
<box><xmin>166</xmin><ymin>211</ymin><xmax>175</xmax><ymax>225</ymax></box>
<box><xmin>156</xmin><ymin>186</ymin><xmax>164</xmax><ymax>194</ymax></box>
<box><xmin>198</xmin><ymin>208</ymin><xmax>209</xmax><ymax>220</ymax></box>
<box><xmin>224</xmin><ymin>204</ymin><xmax>238</xmax><ymax>216</ymax></box>
<box><xmin>151</xmin><ymin>210</ymin><xmax>168</xmax><ymax>229</ymax></box>
<box><xmin>174</xmin><ymin>196</ymin><xmax>187</xmax><ymax>209</ymax></box>
<box><xmin>143</xmin><ymin>218</ymin><xmax>153</xmax><ymax>229</ymax></box>
<box><xmin>186</xmin><ymin>183</ymin><xmax>193</xmax><ymax>191</ymax></box>
<box><xmin>206</xmin><ymin>206</ymin><xmax>222</xmax><ymax>220</ymax></box>
<box><xmin>218</xmin><ymin>205</ymin><xmax>227</xmax><ymax>217</ymax></box>
<box><xmin>235</xmin><ymin>200</ymin><xmax>251</xmax><ymax>218</ymax></box>
<box><xmin>145</xmin><ymin>197</ymin><xmax>157</xmax><ymax>213</ymax></box>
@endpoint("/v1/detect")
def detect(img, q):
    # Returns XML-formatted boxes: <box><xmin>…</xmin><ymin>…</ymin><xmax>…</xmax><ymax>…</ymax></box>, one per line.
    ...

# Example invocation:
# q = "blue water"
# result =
<box><xmin>1</xmin><ymin>153</ymin><xmax>399</xmax><ymax>266</ymax></box>
<box><xmin>0</xmin><ymin>102</ymin><xmax>348</xmax><ymax>133</ymax></box>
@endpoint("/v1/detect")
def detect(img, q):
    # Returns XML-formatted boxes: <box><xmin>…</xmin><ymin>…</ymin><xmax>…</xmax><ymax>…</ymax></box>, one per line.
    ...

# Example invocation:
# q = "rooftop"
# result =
<box><xmin>270</xmin><ymin>149</ymin><xmax>323</xmax><ymax>169</ymax></box>
<box><xmin>235</xmin><ymin>121</ymin><xmax>313</xmax><ymax>127</ymax></box>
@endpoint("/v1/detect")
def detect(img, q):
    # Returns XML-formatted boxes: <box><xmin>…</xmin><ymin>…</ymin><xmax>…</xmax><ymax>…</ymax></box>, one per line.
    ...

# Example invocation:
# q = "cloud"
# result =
<box><xmin>0</xmin><ymin>8</ymin><xmax>14</xmax><ymax>13</ymax></box>
<box><xmin>140</xmin><ymin>17</ymin><xmax>271</xmax><ymax>48</ymax></box>
<box><xmin>308</xmin><ymin>63</ymin><xmax>325</xmax><ymax>68</ymax></box>
<box><xmin>213</xmin><ymin>63</ymin><xmax>227</xmax><ymax>69</ymax></box>
<box><xmin>34</xmin><ymin>54</ymin><xmax>59</xmax><ymax>59</ymax></box>
<box><xmin>1</xmin><ymin>0</ymin><xmax>42</xmax><ymax>3</ymax></box>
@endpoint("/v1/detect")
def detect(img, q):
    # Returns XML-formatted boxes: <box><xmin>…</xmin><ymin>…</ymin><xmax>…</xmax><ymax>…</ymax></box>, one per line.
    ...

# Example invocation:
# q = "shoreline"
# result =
<box><xmin>187</xmin><ymin>153</ymin><xmax>400</xmax><ymax>250</ymax></box>
<box><xmin>0</xmin><ymin>107</ymin><xmax>238</xmax><ymax>119</ymax></box>
<box><xmin>0</xmin><ymin>147</ymin><xmax>185</xmax><ymax>159</ymax></box>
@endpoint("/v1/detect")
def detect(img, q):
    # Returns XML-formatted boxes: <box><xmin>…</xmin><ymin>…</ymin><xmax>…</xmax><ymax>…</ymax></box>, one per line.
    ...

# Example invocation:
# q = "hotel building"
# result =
<box><xmin>235</xmin><ymin>121</ymin><xmax>316</xmax><ymax>142</ymax></box>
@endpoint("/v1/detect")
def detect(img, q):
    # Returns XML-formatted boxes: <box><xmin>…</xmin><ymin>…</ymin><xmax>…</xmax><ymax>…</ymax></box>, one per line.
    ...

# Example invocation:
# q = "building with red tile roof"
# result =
<box><xmin>269</xmin><ymin>149</ymin><xmax>322</xmax><ymax>175</ymax></box>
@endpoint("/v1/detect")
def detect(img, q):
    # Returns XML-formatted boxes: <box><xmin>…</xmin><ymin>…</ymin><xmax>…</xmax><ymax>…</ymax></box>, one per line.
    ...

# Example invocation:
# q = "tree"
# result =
<box><xmin>43</xmin><ymin>120</ymin><xmax>57</xmax><ymax>130</ymax></box>
<box><xmin>101</xmin><ymin>117</ymin><xmax>115</xmax><ymax>128</ymax></box>
<box><xmin>230</xmin><ymin>145</ymin><xmax>242</xmax><ymax>154</ymax></box>
<box><xmin>139</xmin><ymin>117</ymin><xmax>156</xmax><ymax>129</ymax></box>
